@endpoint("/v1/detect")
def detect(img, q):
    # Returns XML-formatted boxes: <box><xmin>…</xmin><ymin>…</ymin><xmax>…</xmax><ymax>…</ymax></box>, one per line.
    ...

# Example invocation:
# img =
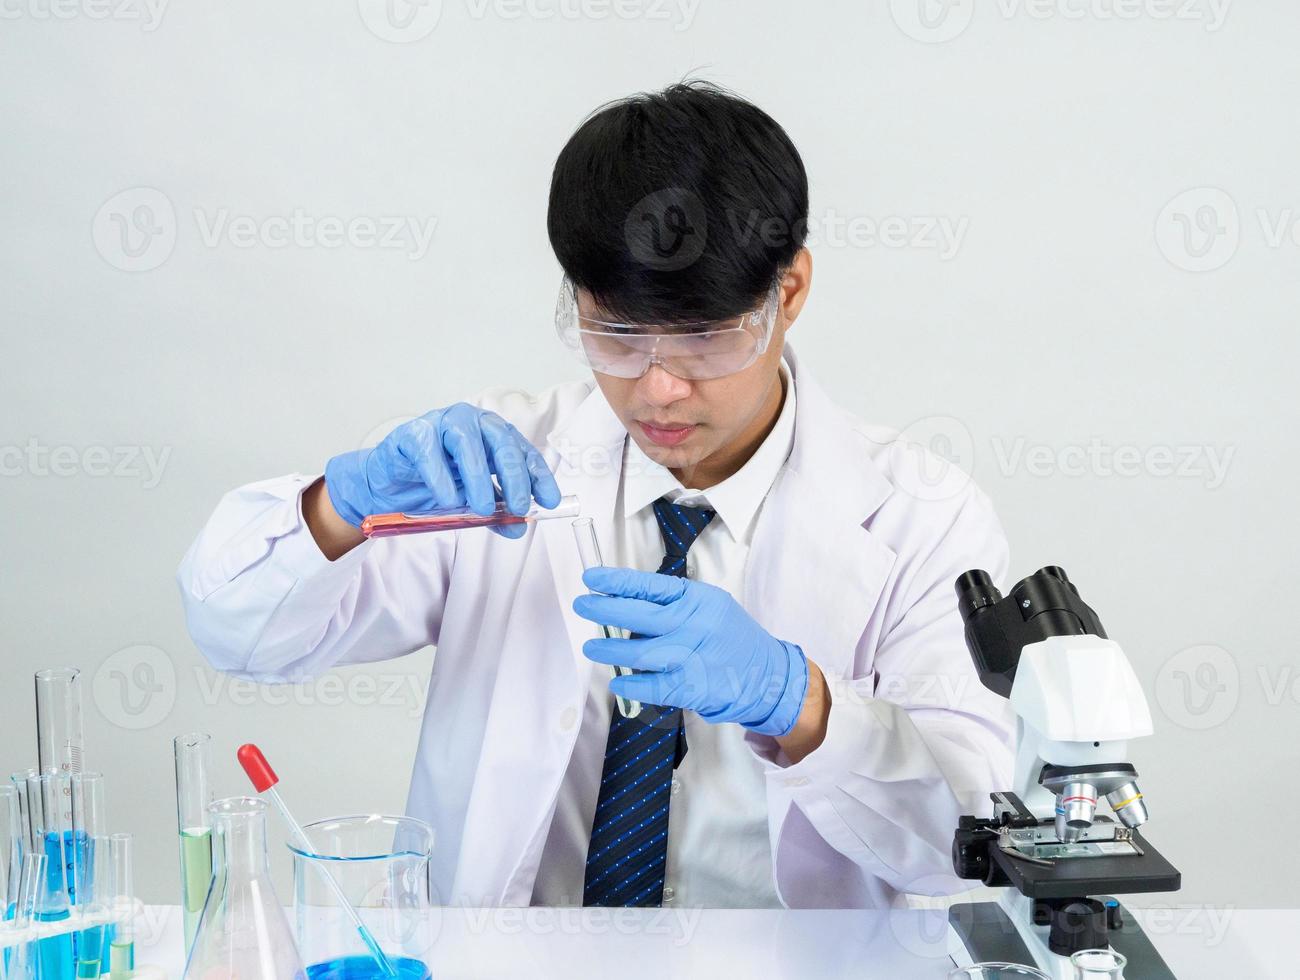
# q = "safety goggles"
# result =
<box><xmin>554</xmin><ymin>277</ymin><xmax>781</xmax><ymax>380</ymax></box>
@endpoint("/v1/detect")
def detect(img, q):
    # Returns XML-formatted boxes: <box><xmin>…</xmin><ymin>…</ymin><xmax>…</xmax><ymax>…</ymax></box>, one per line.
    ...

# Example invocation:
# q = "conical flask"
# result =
<box><xmin>184</xmin><ymin>796</ymin><xmax>306</xmax><ymax>980</ymax></box>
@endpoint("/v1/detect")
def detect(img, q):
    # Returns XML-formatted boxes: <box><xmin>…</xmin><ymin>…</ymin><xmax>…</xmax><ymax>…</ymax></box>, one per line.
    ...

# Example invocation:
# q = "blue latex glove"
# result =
<box><xmin>323</xmin><ymin>403</ymin><xmax>562</xmax><ymax>539</ymax></box>
<box><xmin>573</xmin><ymin>567</ymin><xmax>810</xmax><ymax>737</ymax></box>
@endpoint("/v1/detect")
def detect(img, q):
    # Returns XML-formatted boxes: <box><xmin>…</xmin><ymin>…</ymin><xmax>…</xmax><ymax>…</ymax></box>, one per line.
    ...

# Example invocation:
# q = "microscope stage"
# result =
<box><xmin>991</xmin><ymin>829</ymin><xmax>1181</xmax><ymax>899</ymax></box>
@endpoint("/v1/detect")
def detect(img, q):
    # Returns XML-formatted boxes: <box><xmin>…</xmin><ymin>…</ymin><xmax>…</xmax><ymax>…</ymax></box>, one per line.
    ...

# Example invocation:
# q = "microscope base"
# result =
<box><xmin>948</xmin><ymin>898</ymin><xmax>1177</xmax><ymax>979</ymax></box>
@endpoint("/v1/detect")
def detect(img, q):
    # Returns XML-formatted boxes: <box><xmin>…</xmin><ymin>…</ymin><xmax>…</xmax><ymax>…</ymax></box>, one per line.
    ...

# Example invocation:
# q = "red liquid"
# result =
<box><xmin>361</xmin><ymin>508</ymin><xmax>528</xmax><ymax>538</ymax></box>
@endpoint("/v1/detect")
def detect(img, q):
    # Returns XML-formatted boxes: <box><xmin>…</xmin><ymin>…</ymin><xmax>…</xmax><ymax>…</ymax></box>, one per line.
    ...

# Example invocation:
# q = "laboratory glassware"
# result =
<box><xmin>73</xmin><ymin>836</ymin><xmax>111</xmax><ymax>980</ymax></box>
<box><xmin>290</xmin><ymin>816</ymin><xmax>434</xmax><ymax>980</ymax></box>
<box><xmin>68</xmin><ymin>772</ymin><xmax>104</xmax><ymax>913</ymax></box>
<box><xmin>174</xmin><ymin>732</ymin><xmax>214</xmax><ymax>955</ymax></box>
<box><xmin>2</xmin><ymin>785</ymin><xmax>21</xmax><ymax>920</ymax></box>
<box><xmin>5</xmin><ymin>853</ymin><xmax>46</xmax><ymax>980</ymax></box>
<box><xmin>29</xmin><ymin>773</ymin><xmax>73</xmax><ymax>980</ymax></box>
<box><xmin>1070</xmin><ymin>948</ymin><xmax>1126</xmax><ymax>978</ymax></box>
<box><xmin>948</xmin><ymin>966</ymin><xmax>1051</xmax><ymax>979</ymax></box>
<box><xmin>108</xmin><ymin>834</ymin><xmax>134</xmax><ymax>980</ymax></box>
<box><xmin>35</xmin><ymin>669</ymin><xmax>85</xmax><ymax>778</ymax></box>
<box><xmin>183</xmin><ymin>797</ymin><xmax>306</xmax><ymax>980</ymax></box>
<box><xmin>361</xmin><ymin>494</ymin><xmax>580</xmax><ymax>538</ymax></box>
<box><xmin>237</xmin><ymin>745</ymin><xmax>396</xmax><ymax>978</ymax></box>
<box><xmin>572</xmin><ymin>518</ymin><xmax>641</xmax><ymax>719</ymax></box>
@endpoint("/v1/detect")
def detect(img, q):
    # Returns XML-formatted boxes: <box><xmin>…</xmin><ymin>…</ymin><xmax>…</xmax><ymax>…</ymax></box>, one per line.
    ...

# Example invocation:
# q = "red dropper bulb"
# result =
<box><xmin>237</xmin><ymin>743</ymin><xmax>279</xmax><ymax>793</ymax></box>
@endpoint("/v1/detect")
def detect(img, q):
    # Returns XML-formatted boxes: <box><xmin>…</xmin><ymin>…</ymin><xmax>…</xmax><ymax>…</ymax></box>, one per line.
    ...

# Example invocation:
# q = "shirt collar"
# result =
<box><xmin>620</xmin><ymin>357</ymin><xmax>797</xmax><ymax>541</ymax></box>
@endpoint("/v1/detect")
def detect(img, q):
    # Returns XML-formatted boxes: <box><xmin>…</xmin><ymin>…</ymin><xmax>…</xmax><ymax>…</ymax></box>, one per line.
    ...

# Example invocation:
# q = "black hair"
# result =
<box><xmin>547</xmin><ymin>80</ymin><xmax>808</xmax><ymax>323</ymax></box>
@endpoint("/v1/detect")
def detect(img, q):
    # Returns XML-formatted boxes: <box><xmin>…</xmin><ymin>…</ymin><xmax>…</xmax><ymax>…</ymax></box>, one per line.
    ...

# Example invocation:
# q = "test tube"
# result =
<box><xmin>109</xmin><ymin>834</ymin><xmax>134</xmax><ymax>980</ymax></box>
<box><xmin>35</xmin><ymin>668</ymin><xmax>85</xmax><ymax>778</ymax></box>
<box><xmin>174</xmin><ymin>733</ymin><xmax>213</xmax><ymax>955</ymax></box>
<box><xmin>2</xmin><ymin>784</ymin><xmax>21</xmax><ymax>921</ymax></box>
<box><xmin>8</xmin><ymin>851</ymin><xmax>47</xmax><ymax>978</ymax></box>
<box><xmin>572</xmin><ymin>518</ymin><xmax>641</xmax><ymax>719</ymax></box>
<box><xmin>69</xmin><ymin>772</ymin><xmax>105</xmax><ymax>912</ymax></box>
<box><xmin>30</xmin><ymin>772</ymin><xmax>74</xmax><ymax>980</ymax></box>
<box><xmin>361</xmin><ymin>494</ymin><xmax>581</xmax><ymax>538</ymax></box>
<box><xmin>74</xmin><ymin>836</ymin><xmax>112</xmax><ymax>980</ymax></box>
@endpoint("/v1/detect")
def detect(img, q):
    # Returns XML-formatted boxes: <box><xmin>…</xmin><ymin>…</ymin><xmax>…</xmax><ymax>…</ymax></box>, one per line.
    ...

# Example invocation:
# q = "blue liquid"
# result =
<box><xmin>44</xmin><ymin>830</ymin><xmax>91</xmax><ymax>906</ymax></box>
<box><xmin>75</xmin><ymin>924</ymin><xmax>106</xmax><ymax>979</ymax></box>
<box><xmin>36</xmin><ymin>910</ymin><xmax>75</xmax><ymax>980</ymax></box>
<box><xmin>306</xmin><ymin>956</ymin><xmax>431</xmax><ymax>980</ymax></box>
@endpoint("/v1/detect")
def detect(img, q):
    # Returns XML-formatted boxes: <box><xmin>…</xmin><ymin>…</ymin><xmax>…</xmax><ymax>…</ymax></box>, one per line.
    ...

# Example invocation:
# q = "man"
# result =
<box><xmin>178</xmin><ymin>82</ymin><xmax>1013</xmax><ymax>910</ymax></box>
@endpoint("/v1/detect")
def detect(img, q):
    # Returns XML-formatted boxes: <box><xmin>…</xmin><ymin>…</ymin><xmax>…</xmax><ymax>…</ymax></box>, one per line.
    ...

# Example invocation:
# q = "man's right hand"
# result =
<box><xmin>309</xmin><ymin>404</ymin><xmax>562</xmax><ymax>558</ymax></box>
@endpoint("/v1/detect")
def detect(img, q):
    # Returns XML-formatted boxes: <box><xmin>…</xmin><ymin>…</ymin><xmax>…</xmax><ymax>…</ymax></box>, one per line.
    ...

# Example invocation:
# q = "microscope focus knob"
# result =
<box><xmin>1047</xmin><ymin>898</ymin><xmax>1110</xmax><ymax>957</ymax></box>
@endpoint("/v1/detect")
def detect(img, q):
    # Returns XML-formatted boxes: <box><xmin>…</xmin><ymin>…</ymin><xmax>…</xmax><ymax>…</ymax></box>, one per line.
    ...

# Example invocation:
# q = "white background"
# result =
<box><xmin>1</xmin><ymin>0</ymin><xmax>1295</xmax><ymax>928</ymax></box>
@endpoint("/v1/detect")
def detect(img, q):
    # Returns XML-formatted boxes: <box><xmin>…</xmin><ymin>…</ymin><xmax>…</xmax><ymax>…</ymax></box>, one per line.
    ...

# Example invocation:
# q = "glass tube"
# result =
<box><xmin>11</xmin><ymin>770</ymin><xmax>37</xmax><ymax>856</ymax></box>
<box><xmin>35</xmin><ymin>668</ymin><xmax>85</xmax><ymax>778</ymax></box>
<box><xmin>572</xmin><ymin>518</ymin><xmax>640</xmax><ymax>719</ymax></box>
<box><xmin>30</xmin><ymin>772</ymin><xmax>74</xmax><ymax>980</ymax></box>
<box><xmin>174</xmin><ymin>733</ymin><xmax>214</xmax><ymax>956</ymax></box>
<box><xmin>2</xmin><ymin>784</ymin><xmax>20</xmax><ymax>921</ymax></box>
<box><xmin>109</xmin><ymin>834</ymin><xmax>135</xmax><ymax>980</ymax></box>
<box><xmin>362</xmin><ymin>494</ymin><xmax>581</xmax><ymax>538</ymax></box>
<box><xmin>69</xmin><ymin>772</ymin><xmax>105</xmax><ymax>912</ymax></box>
<box><xmin>75</xmin><ymin>836</ymin><xmax>112</xmax><ymax>980</ymax></box>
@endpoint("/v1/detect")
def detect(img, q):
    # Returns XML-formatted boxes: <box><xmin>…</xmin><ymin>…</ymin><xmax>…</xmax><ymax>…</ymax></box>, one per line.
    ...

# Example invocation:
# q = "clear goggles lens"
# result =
<box><xmin>555</xmin><ymin>278</ymin><xmax>780</xmax><ymax>381</ymax></box>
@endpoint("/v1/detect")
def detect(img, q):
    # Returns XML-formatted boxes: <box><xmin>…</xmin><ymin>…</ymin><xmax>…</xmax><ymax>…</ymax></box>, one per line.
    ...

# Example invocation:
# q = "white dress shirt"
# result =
<box><xmin>532</xmin><ymin>360</ymin><xmax>797</xmax><ymax>908</ymax></box>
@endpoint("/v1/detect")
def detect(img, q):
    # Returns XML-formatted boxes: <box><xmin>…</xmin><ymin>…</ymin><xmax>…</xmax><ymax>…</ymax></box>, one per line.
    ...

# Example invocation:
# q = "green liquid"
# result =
<box><xmin>179</xmin><ymin>828</ymin><xmax>213</xmax><ymax>953</ymax></box>
<box><xmin>77</xmin><ymin>924</ymin><xmax>107</xmax><ymax>978</ymax></box>
<box><xmin>109</xmin><ymin>939</ymin><xmax>134</xmax><ymax>980</ymax></box>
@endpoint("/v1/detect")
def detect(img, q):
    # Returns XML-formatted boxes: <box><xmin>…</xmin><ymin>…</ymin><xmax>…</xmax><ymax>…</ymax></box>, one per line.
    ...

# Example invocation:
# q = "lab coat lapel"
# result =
<box><xmin>539</xmin><ymin>384</ymin><xmax>628</xmax><ymax>695</ymax></box>
<box><xmin>745</xmin><ymin>350</ymin><xmax>897</xmax><ymax>683</ymax></box>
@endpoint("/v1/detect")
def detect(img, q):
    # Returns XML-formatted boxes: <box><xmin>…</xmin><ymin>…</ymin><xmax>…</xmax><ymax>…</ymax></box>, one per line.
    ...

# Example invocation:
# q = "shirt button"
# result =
<box><xmin>559</xmin><ymin>706</ymin><xmax>578</xmax><ymax>732</ymax></box>
<box><xmin>662</xmin><ymin>885</ymin><xmax>675</xmax><ymax>903</ymax></box>
<box><xmin>686</xmin><ymin>560</ymin><xmax>696</xmax><ymax>577</ymax></box>
<box><xmin>670</xmin><ymin>777</ymin><xmax>682</xmax><ymax>795</ymax></box>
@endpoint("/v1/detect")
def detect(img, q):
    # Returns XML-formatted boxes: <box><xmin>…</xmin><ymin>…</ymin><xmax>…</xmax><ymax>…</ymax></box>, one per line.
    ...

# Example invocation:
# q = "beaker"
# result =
<box><xmin>949</xmin><ymin>965</ymin><xmax>1051</xmax><ymax>979</ymax></box>
<box><xmin>1071</xmin><ymin>947</ymin><xmax>1126</xmax><ymax>978</ymax></box>
<box><xmin>184</xmin><ymin>797</ymin><xmax>306</xmax><ymax>980</ymax></box>
<box><xmin>289</xmin><ymin>815</ymin><xmax>434</xmax><ymax>980</ymax></box>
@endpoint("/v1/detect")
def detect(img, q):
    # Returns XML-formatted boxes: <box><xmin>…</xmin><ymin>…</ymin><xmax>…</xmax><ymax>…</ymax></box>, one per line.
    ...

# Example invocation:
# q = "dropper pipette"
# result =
<box><xmin>237</xmin><ymin>744</ymin><xmax>398</xmax><ymax>978</ymax></box>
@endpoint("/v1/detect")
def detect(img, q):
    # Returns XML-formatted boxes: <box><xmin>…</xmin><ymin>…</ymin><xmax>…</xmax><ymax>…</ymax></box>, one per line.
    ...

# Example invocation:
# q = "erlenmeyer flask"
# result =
<box><xmin>184</xmin><ymin>796</ymin><xmax>305</xmax><ymax>980</ymax></box>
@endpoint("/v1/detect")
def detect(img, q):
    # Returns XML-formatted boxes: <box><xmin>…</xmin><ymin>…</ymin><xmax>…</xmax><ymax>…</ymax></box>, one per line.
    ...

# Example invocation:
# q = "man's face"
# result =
<box><xmin>584</xmin><ymin>300</ymin><xmax>790</xmax><ymax>477</ymax></box>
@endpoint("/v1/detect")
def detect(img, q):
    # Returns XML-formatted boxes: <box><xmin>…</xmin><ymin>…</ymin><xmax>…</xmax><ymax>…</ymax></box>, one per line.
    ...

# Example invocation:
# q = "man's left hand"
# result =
<box><xmin>573</xmin><ymin>566</ymin><xmax>810</xmax><ymax>737</ymax></box>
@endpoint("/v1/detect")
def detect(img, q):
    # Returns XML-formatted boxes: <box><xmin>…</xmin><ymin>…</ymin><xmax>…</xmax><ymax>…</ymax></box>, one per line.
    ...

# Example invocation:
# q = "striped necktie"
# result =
<box><xmin>581</xmin><ymin>498</ymin><xmax>716</xmax><ymax>907</ymax></box>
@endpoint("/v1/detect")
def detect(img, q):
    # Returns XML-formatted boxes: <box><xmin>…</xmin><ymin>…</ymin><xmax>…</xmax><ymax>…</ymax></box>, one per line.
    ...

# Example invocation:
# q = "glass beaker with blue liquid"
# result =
<box><xmin>290</xmin><ymin>815</ymin><xmax>434</xmax><ymax>980</ymax></box>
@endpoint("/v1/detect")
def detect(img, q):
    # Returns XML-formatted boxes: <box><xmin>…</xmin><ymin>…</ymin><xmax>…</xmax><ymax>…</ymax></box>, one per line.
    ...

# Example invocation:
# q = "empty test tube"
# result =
<box><xmin>572</xmin><ymin>518</ymin><xmax>641</xmax><ymax>719</ymax></box>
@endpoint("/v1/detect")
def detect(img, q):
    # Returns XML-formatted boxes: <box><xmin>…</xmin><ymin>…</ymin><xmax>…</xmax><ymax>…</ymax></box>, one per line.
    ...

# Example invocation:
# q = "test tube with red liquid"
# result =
<box><xmin>361</xmin><ymin>494</ymin><xmax>580</xmax><ymax>538</ymax></box>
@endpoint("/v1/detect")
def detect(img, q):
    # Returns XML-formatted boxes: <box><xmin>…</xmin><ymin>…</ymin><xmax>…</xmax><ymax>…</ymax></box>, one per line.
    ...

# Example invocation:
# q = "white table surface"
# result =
<box><xmin>133</xmin><ymin>903</ymin><xmax>1290</xmax><ymax>978</ymax></box>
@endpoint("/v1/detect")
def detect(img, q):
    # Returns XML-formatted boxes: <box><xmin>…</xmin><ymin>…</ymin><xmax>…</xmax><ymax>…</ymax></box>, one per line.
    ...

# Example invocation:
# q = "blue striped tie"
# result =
<box><xmin>581</xmin><ymin>498</ymin><xmax>716</xmax><ymax>907</ymax></box>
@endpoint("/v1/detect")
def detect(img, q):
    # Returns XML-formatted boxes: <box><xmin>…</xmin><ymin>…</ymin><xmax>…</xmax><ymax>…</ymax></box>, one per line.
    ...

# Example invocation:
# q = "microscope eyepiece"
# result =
<box><xmin>955</xmin><ymin>569</ymin><xmax>1002</xmax><ymax>623</ymax></box>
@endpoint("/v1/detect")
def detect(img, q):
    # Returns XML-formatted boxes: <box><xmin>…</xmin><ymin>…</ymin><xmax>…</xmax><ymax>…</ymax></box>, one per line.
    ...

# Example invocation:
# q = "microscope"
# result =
<box><xmin>946</xmin><ymin>566</ymin><xmax>1181</xmax><ymax>978</ymax></box>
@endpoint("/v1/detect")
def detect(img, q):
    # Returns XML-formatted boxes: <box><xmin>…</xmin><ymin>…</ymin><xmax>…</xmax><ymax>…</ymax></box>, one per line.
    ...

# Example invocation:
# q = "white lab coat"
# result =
<box><xmin>177</xmin><ymin>346</ymin><xmax>1014</xmax><ymax>909</ymax></box>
